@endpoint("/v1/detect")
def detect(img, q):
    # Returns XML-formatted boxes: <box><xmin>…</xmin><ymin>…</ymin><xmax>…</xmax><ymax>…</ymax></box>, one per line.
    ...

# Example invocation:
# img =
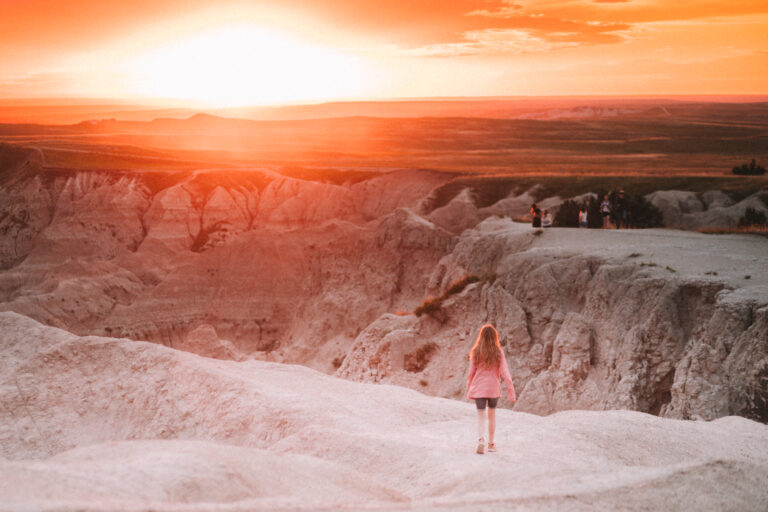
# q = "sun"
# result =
<box><xmin>120</xmin><ymin>24</ymin><xmax>371</xmax><ymax>107</ymax></box>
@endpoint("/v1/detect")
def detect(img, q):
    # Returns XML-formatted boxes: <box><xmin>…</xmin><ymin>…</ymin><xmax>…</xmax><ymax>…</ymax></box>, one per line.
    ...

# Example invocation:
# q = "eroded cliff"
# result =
<box><xmin>339</xmin><ymin>219</ymin><xmax>768</xmax><ymax>422</ymax></box>
<box><xmin>1</xmin><ymin>143</ymin><xmax>766</xmax><ymax>423</ymax></box>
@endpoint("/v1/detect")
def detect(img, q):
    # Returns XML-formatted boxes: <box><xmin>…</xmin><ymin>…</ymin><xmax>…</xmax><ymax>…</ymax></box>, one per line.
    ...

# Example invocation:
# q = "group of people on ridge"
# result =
<box><xmin>528</xmin><ymin>204</ymin><xmax>552</xmax><ymax>228</ymax></box>
<box><xmin>530</xmin><ymin>189</ymin><xmax>631</xmax><ymax>229</ymax></box>
<box><xmin>596</xmin><ymin>189</ymin><xmax>630</xmax><ymax>229</ymax></box>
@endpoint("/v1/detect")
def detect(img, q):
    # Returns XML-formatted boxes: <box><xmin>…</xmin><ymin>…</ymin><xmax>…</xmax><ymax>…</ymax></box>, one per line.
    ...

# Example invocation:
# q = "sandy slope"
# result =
<box><xmin>1</xmin><ymin>312</ymin><xmax>767</xmax><ymax>511</ymax></box>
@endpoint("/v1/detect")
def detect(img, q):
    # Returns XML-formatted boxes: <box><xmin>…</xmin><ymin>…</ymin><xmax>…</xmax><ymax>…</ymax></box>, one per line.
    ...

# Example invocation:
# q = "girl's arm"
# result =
<box><xmin>466</xmin><ymin>358</ymin><xmax>477</xmax><ymax>393</ymax></box>
<box><xmin>499</xmin><ymin>351</ymin><xmax>516</xmax><ymax>402</ymax></box>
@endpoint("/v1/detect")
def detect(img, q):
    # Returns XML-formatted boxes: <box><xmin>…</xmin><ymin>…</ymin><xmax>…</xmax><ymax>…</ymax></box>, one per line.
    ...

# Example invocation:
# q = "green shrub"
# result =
<box><xmin>739</xmin><ymin>207</ymin><xmax>767</xmax><ymax>227</ymax></box>
<box><xmin>553</xmin><ymin>195</ymin><xmax>602</xmax><ymax>228</ymax></box>
<box><xmin>554</xmin><ymin>199</ymin><xmax>581</xmax><ymax>227</ymax></box>
<box><xmin>404</xmin><ymin>342</ymin><xmax>438</xmax><ymax>372</ymax></box>
<box><xmin>414</xmin><ymin>297</ymin><xmax>443</xmax><ymax>317</ymax></box>
<box><xmin>413</xmin><ymin>275</ymin><xmax>487</xmax><ymax>317</ymax></box>
<box><xmin>626</xmin><ymin>194</ymin><xmax>664</xmax><ymax>228</ymax></box>
<box><xmin>732</xmin><ymin>159</ymin><xmax>766</xmax><ymax>176</ymax></box>
<box><xmin>445</xmin><ymin>275</ymin><xmax>481</xmax><ymax>296</ymax></box>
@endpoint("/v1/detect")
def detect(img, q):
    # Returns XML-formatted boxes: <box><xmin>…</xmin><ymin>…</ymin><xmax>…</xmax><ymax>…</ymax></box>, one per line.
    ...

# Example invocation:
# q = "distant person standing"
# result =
<box><xmin>579</xmin><ymin>208</ymin><xmax>588</xmax><ymax>228</ymax></box>
<box><xmin>542</xmin><ymin>209</ymin><xmax>553</xmax><ymax>228</ymax></box>
<box><xmin>614</xmin><ymin>190</ymin><xmax>628</xmax><ymax>229</ymax></box>
<box><xmin>466</xmin><ymin>324</ymin><xmax>515</xmax><ymax>454</ymax></box>
<box><xmin>530</xmin><ymin>203</ymin><xmax>542</xmax><ymax>228</ymax></box>
<box><xmin>600</xmin><ymin>195</ymin><xmax>612</xmax><ymax>228</ymax></box>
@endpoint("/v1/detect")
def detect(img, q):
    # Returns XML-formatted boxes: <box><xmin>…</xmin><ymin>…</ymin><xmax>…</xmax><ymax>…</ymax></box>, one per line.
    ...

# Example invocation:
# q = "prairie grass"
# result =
<box><xmin>404</xmin><ymin>343</ymin><xmax>438</xmax><ymax>373</ymax></box>
<box><xmin>414</xmin><ymin>275</ymin><xmax>484</xmax><ymax>317</ymax></box>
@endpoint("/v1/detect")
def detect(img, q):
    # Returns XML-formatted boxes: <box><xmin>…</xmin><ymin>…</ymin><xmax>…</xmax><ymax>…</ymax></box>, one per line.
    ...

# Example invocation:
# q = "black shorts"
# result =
<box><xmin>475</xmin><ymin>398</ymin><xmax>499</xmax><ymax>409</ymax></box>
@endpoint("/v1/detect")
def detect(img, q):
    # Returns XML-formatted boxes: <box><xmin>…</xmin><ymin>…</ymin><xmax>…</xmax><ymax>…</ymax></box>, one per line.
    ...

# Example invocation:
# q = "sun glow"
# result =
<box><xmin>120</xmin><ymin>24</ymin><xmax>372</xmax><ymax>107</ymax></box>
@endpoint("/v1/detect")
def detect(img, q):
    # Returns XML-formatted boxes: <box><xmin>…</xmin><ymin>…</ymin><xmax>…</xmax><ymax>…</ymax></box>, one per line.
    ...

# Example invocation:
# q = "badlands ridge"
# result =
<box><xmin>2</xmin><ymin>312</ymin><xmax>768</xmax><ymax>511</ymax></box>
<box><xmin>1</xmin><ymin>143</ymin><xmax>766</xmax><ymax>421</ymax></box>
<box><xmin>1</xmin><ymin>141</ymin><xmax>768</xmax><ymax>509</ymax></box>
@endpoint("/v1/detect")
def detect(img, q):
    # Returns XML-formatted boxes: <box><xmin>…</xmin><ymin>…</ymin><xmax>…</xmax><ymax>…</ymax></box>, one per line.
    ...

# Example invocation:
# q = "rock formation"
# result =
<box><xmin>1</xmin><ymin>142</ymin><xmax>767</xmax><ymax>425</ymax></box>
<box><xmin>646</xmin><ymin>189</ymin><xmax>768</xmax><ymax>230</ymax></box>
<box><xmin>339</xmin><ymin>218</ymin><xmax>768</xmax><ymax>422</ymax></box>
<box><xmin>2</xmin><ymin>311</ymin><xmax>767</xmax><ymax>511</ymax></box>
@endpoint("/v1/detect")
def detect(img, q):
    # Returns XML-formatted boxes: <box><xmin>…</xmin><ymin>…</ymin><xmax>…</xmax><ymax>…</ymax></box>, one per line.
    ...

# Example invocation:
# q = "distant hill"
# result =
<box><xmin>2</xmin><ymin>96</ymin><xmax>768</xmax><ymax>124</ymax></box>
<box><xmin>1</xmin><ymin>99</ymin><xmax>767</xmax><ymax>176</ymax></box>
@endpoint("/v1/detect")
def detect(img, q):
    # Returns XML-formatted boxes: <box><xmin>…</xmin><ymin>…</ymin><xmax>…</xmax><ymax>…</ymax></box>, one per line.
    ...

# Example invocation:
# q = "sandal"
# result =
<box><xmin>476</xmin><ymin>437</ymin><xmax>485</xmax><ymax>455</ymax></box>
<box><xmin>488</xmin><ymin>443</ymin><xmax>496</xmax><ymax>452</ymax></box>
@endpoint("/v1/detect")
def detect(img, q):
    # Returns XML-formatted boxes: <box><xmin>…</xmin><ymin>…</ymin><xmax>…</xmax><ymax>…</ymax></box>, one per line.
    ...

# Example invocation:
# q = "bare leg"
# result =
<box><xmin>476</xmin><ymin>408</ymin><xmax>486</xmax><ymax>442</ymax></box>
<box><xmin>487</xmin><ymin>407</ymin><xmax>496</xmax><ymax>445</ymax></box>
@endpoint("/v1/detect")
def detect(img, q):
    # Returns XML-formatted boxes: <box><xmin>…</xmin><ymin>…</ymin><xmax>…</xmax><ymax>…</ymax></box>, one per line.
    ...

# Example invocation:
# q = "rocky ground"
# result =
<box><xmin>2</xmin><ymin>312</ymin><xmax>768</xmax><ymax>512</ymax></box>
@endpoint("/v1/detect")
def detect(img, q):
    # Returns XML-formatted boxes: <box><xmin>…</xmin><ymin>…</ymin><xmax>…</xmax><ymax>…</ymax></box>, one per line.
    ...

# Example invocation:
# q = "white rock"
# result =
<box><xmin>2</xmin><ymin>311</ymin><xmax>768</xmax><ymax>511</ymax></box>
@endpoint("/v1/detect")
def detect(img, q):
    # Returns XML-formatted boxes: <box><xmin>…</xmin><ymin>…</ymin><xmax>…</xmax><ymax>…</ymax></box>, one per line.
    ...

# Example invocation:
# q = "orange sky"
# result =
<box><xmin>1</xmin><ymin>0</ymin><xmax>767</xmax><ymax>106</ymax></box>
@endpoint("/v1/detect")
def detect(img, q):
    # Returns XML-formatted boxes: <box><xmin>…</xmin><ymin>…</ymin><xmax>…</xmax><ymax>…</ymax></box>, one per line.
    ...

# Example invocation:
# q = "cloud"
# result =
<box><xmin>405</xmin><ymin>29</ymin><xmax>572</xmax><ymax>57</ymax></box>
<box><xmin>0</xmin><ymin>69</ymin><xmax>129</xmax><ymax>99</ymax></box>
<box><xmin>0</xmin><ymin>72</ymin><xmax>75</xmax><ymax>97</ymax></box>
<box><xmin>404</xmin><ymin>14</ymin><xmax>633</xmax><ymax>57</ymax></box>
<box><xmin>390</xmin><ymin>0</ymin><xmax>768</xmax><ymax>57</ymax></box>
<box><xmin>467</xmin><ymin>2</ymin><xmax>524</xmax><ymax>18</ymax></box>
<box><xmin>511</xmin><ymin>0</ymin><xmax>768</xmax><ymax>25</ymax></box>
<box><xmin>3</xmin><ymin>0</ymin><xmax>768</xmax><ymax>80</ymax></box>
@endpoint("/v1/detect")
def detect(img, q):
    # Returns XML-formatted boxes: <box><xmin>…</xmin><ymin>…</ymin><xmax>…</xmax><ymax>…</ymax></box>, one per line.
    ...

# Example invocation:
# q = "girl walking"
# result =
<box><xmin>466</xmin><ymin>324</ymin><xmax>516</xmax><ymax>454</ymax></box>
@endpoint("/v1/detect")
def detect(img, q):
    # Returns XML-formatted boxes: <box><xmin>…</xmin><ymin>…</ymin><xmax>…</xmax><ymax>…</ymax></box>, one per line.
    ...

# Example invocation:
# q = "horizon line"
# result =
<box><xmin>2</xmin><ymin>93</ymin><xmax>768</xmax><ymax>109</ymax></box>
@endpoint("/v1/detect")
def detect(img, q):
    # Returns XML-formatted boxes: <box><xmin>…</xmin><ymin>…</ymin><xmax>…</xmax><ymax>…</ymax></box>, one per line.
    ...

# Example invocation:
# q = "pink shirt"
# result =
<box><xmin>466</xmin><ymin>350</ymin><xmax>516</xmax><ymax>401</ymax></box>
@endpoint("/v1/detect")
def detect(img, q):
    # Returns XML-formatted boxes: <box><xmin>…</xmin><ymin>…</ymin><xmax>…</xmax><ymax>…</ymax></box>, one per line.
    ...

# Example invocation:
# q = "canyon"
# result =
<box><xmin>1</xmin><ymin>142</ymin><xmax>767</xmax><ymax>424</ymax></box>
<box><xmin>2</xmin><ymin>135</ymin><xmax>768</xmax><ymax>510</ymax></box>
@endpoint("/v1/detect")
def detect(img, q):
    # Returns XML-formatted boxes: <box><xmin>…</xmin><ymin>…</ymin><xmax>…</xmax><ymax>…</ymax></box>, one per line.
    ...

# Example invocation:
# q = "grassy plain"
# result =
<box><xmin>1</xmin><ymin>98</ymin><xmax>766</xmax><ymax>200</ymax></box>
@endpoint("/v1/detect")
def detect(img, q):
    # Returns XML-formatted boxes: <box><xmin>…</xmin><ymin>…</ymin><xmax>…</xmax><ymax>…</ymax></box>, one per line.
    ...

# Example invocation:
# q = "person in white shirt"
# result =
<box><xmin>542</xmin><ymin>209</ymin><xmax>553</xmax><ymax>228</ymax></box>
<box><xmin>579</xmin><ymin>208</ymin><xmax>588</xmax><ymax>227</ymax></box>
<box><xmin>600</xmin><ymin>195</ymin><xmax>611</xmax><ymax>228</ymax></box>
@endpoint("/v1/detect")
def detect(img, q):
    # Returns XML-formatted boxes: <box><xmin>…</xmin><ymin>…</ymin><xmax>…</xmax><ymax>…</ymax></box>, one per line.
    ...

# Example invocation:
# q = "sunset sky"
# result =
<box><xmin>1</xmin><ymin>0</ymin><xmax>767</xmax><ymax>107</ymax></box>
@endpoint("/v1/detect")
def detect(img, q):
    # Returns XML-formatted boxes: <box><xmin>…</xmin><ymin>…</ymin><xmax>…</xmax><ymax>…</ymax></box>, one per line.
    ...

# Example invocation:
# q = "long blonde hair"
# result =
<box><xmin>469</xmin><ymin>324</ymin><xmax>502</xmax><ymax>368</ymax></box>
